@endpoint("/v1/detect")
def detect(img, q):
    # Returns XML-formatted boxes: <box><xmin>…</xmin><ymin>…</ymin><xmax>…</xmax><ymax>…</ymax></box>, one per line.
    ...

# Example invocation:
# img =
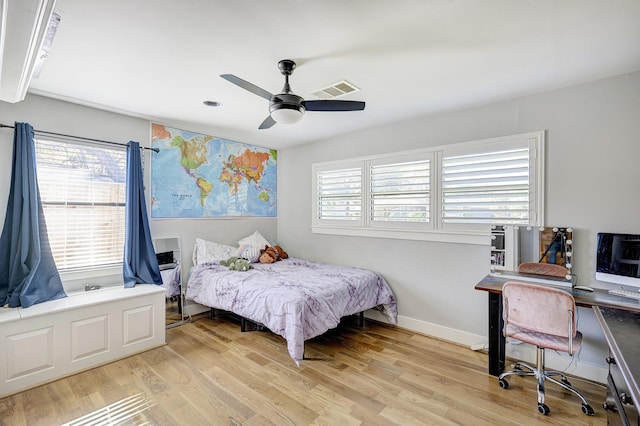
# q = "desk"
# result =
<box><xmin>594</xmin><ymin>306</ymin><xmax>640</xmax><ymax>424</ymax></box>
<box><xmin>474</xmin><ymin>272</ymin><xmax>640</xmax><ymax>377</ymax></box>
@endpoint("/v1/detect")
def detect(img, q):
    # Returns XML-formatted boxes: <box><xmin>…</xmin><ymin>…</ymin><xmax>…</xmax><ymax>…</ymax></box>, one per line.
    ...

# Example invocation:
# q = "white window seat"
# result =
<box><xmin>0</xmin><ymin>284</ymin><xmax>166</xmax><ymax>398</ymax></box>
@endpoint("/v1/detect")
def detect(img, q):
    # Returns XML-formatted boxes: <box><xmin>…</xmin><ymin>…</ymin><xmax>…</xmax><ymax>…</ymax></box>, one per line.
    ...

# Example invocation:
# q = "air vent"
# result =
<box><xmin>311</xmin><ymin>80</ymin><xmax>360</xmax><ymax>100</ymax></box>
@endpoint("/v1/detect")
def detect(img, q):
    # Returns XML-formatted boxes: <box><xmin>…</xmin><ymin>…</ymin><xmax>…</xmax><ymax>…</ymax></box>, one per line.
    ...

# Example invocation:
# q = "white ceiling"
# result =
<box><xmin>23</xmin><ymin>0</ymin><xmax>640</xmax><ymax>149</ymax></box>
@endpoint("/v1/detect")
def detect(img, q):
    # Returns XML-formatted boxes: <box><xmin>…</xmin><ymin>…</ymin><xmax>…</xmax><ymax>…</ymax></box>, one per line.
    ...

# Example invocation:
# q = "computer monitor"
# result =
<box><xmin>596</xmin><ymin>232</ymin><xmax>640</xmax><ymax>289</ymax></box>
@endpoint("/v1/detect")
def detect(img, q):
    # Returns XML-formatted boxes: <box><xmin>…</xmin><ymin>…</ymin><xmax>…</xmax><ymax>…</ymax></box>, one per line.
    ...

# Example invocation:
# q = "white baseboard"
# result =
<box><xmin>366</xmin><ymin>310</ymin><xmax>486</xmax><ymax>347</ymax></box>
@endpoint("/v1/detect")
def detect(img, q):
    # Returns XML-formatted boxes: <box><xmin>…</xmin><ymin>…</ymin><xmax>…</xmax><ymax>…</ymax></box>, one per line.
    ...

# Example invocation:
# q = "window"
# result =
<box><xmin>370</xmin><ymin>158</ymin><xmax>430</xmax><ymax>224</ymax></box>
<box><xmin>35</xmin><ymin>139</ymin><xmax>127</xmax><ymax>271</ymax></box>
<box><xmin>316</xmin><ymin>165</ymin><xmax>362</xmax><ymax>222</ymax></box>
<box><xmin>313</xmin><ymin>153</ymin><xmax>434</xmax><ymax>233</ymax></box>
<box><xmin>312</xmin><ymin>131</ymin><xmax>544</xmax><ymax>243</ymax></box>
<box><xmin>441</xmin><ymin>142</ymin><xmax>534</xmax><ymax>225</ymax></box>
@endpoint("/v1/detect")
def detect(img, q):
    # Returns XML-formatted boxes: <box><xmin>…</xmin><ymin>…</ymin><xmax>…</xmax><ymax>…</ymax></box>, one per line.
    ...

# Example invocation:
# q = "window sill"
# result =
<box><xmin>311</xmin><ymin>225</ymin><xmax>489</xmax><ymax>245</ymax></box>
<box><xmin>59</xmin><ymin>265</ymin><xmax>123</xmax><ymax>292</ymax></box>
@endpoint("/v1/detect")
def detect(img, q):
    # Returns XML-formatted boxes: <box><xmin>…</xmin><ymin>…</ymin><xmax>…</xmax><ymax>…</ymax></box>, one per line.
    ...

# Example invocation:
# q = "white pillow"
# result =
<box><xmin>193</xmin><ymin>238</ymin><xmax>237</xmax><ymax>265</ymax></box>
<box><xmin>235</xmin><ymin>245</ymin><xmax>261</xmax><ymax>263</ymax></box>
<box><xmin>237</xmin><ymin>231</ymin><xmax>270</xmax><ymax>249</ymax></box>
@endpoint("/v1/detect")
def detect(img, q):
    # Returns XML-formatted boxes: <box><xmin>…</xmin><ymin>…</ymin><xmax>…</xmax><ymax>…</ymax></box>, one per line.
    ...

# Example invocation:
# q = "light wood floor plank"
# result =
<box><xmin>0</xmin><ymin>313</ymin><xmax>607</xmax><ymax>425</ymax></box>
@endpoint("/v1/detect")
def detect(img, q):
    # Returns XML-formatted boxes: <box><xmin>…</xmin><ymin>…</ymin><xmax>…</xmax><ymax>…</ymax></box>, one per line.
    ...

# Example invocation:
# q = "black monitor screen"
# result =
<box><xmin>596</xmin><ymin>233</ymin><xmax>640</xmax><ymax>278</ymax></box>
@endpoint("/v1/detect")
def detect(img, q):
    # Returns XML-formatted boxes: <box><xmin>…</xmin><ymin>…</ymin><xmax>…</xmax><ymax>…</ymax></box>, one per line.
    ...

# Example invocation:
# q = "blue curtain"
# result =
<box><xmin>123</xmin><ymin>141</ymin><xmax>162</xmax><ymax>288</ymax></box>
<box><xmin>0</xmin><ymin>122</ymin><xmax>66</xmax><ymax>308</ymax></box>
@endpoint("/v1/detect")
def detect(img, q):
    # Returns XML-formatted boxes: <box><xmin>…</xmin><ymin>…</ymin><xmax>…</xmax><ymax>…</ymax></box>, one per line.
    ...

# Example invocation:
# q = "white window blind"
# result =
<box><xmin>370</xmin><ymin>159</ymin><xmax>430</xmax><ymax>223</ymax></box>
<box><xmin>35</xmin><ymin>139</ymin><xmax>127</xmax><ymax>271</ymax></box>
<box><xmin>442</xmin><ymin>146</ymin><xmax>530</xmax><ymax>224</ymax></box>
<box><xmin>316</xmin><ymin>167</ymin><xmax>362</xmax><ymax>221</ymax></box>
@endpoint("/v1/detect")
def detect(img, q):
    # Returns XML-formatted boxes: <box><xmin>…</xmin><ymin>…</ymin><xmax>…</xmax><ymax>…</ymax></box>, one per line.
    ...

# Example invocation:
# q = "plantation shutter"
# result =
<box><xmin>370</xmin><ymin>159</ymin><xmax>430</xmax><ymax>223</ymax></box>
<box><xmin>35</xmin><ymin>139</ymin><xmax>127</xmax><ymax>270</ymax></box>
<box><xmin>316</xmin><ymin>167</ymin><xmax>362</xmax><ymax>221</ymax></box>
<box><xmin>441</xmin><ymin>144</ymin><xmax>530</xmax><ymax>224</ymax></box>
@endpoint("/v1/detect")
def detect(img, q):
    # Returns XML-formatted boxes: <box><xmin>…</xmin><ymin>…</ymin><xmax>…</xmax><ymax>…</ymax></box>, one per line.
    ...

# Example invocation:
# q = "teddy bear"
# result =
<box><xmin>259</xmin><ymin>245</ymin><xmax>289</xmax><ymax>264</ymax></box>
<box><xmin>220</xmin><ymin>256</ymin><xmax>253</xmax><ymax>271</ymax></box>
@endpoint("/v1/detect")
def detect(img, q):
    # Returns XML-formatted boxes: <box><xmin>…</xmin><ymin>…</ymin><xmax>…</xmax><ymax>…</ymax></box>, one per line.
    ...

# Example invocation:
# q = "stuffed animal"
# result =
<box><xmin>220</xmin><ymin>256</ymin><xmax>238</xmax><ymax>267</ymax></box>
<box><xmin>233</xmin><ymin>258</ymin><xmax>253</xmax><ymax>271</ymax></box>
<box><xmin>258</xmin><ymin>247</ymin><xmax>277</xmax><ymax>264</ymax></box>
<box><xmin>220</xmin><ymin>256</ymin><xmax>253</xmax><ymax>271</ymax></box>
<box><xmin>259</xmin><ymin>245</ymin><xmax>289</xmax><ymax>264</ymax></box>
<box><xmin>274</xmin><ymin>245</ymin><xmax>289</xmax><ymax>259</ymax></box>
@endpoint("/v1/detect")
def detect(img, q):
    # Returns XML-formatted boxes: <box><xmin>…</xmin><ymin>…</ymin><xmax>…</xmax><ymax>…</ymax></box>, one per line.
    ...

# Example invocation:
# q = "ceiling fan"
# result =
<box><xmin>220</xmin><ymin>59</ymin><xmax>365</xmax><ymax>129</ymax></box>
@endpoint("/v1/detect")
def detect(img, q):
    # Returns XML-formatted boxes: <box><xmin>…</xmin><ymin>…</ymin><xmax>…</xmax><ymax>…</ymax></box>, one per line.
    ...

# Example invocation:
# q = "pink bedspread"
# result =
<box><xmin>186</xmin><ymin>257</ymin><xmax>397</xmax><ymax>365</ymax></box>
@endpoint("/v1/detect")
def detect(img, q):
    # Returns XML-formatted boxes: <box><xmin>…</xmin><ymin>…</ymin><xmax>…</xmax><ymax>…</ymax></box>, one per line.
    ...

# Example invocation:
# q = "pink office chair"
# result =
<box><xmin>498</xmin><ymin>281</ymin><xmax>594</xmax><ymax>416</ymax></box>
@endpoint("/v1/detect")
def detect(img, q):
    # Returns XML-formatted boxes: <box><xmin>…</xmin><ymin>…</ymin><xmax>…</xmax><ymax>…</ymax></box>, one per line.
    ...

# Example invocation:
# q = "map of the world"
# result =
<box><xmin>151</xmin><ymin>124</ymin><xmax>277</xmax><ymax>218</ymax></box>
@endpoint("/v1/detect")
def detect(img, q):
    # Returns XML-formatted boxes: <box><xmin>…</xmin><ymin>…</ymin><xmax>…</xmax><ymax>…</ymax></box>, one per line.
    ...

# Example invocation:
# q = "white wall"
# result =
<box><xmin>0</xmin><ymin>94</ymin><xmax>277</xmax><ymax>293</ymax></box>
<box><xmin>277</xmin><ymin>71</ymin><xmax>640</xmax><ymax>381</ymax></box>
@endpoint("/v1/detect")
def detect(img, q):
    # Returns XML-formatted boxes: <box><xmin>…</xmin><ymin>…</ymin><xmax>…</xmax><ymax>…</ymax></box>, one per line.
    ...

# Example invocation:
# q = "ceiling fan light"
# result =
<box><xmin>270</xmin><ymin>104</ymin><xmax>304</xmax><ymax>124</ymax></box>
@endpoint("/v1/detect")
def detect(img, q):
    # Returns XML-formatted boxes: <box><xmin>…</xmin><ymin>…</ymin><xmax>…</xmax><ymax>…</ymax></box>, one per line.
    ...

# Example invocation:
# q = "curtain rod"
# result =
<box><xmin>0</xmin><ymin>123</ymin><xmax>159</xmax><ymax>153</ymax></box>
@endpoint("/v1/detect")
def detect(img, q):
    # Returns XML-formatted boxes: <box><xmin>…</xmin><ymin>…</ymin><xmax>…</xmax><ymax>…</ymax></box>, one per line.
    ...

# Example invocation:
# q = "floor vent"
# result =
<box><xmin>311</xmin><ymin>80</ymin><xmax>360</xmax><ymax>99</ymax></box>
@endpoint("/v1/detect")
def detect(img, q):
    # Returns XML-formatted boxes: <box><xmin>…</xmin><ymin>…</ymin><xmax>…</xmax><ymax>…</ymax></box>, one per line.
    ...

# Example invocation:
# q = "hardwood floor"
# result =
<box><xmin>0</xmin><ymin>313</ymin><xmax>607</xmax><ymax>425</ymax></box>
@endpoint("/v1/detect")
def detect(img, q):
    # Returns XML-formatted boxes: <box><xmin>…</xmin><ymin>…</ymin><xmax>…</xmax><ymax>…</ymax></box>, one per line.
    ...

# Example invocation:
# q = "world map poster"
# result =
<box><xmin>150</xmin><ymin>124</ymin><xmax>277</xmax><ymax>218</ymax></box>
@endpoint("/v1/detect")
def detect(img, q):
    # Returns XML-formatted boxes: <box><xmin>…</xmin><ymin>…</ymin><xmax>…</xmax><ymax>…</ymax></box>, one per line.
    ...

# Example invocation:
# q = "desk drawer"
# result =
<box><xmin>608</xmin><ymin>354</ymin><xmax>639</xmax><ymax>425</ymax></box>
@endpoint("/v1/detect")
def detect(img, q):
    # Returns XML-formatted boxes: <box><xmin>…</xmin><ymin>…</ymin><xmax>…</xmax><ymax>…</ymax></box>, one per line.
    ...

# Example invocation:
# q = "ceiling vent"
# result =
<box><xmin>311</xmin><ymin>80</ymin><xmax>360</xmax><ymax>100</ymax></box>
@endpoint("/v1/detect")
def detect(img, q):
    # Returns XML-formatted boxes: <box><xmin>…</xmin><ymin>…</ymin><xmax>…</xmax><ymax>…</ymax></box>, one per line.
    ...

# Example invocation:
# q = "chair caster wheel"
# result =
<box><xmin>498</xmin><ymin>378</ymin><xmax>509</xmax><ymax>389</ymax></box>
<box><xmin>561</xmin><ymin>378</ymin><xmax>572</xmax><ymax>387</ymax></box>
<box><xmin>581</xmin><ymin>404</ymin><xmax>594</xmax><ymax>416</ymax></box>
<box><xmin>537</xmin><ymin>403</ymin><xmax>550</xmax><ymax>415</ymax></box>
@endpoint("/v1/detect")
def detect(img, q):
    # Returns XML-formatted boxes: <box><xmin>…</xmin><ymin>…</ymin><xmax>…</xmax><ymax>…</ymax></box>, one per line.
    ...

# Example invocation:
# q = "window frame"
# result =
<box><xmin>35</xmin><ymin>136</ymin><xmax>128</xmax><ymax>278</ymax></box>
<box><xmin>313</xmin><ymin>159</ymin><xmax>365</xmax><ymax>228</ymax></box>
<box><xmin>368</xmin><ymin>152</ymin><xmax>434</xmax><ymax>231</ymax></box>
<box><xmin>311</xmin><ymin>131</ymin><xmax>545</xmax><ymax>245</ymax></box>
<box><xmin>439</xmin><ymin>132</ymin><xmax>544</xmax><ymax>233</ymax></box>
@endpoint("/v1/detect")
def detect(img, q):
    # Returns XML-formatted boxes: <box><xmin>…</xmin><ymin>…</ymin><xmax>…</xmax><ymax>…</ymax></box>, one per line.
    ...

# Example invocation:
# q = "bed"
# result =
<box><xmin>186</xmin><ymin>256</ymin><xmax>397</xmax><ymax>365</ymax></box>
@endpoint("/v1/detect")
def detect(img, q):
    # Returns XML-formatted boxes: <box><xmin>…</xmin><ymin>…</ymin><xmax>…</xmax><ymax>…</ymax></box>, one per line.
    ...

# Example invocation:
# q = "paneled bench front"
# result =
<box><xmin>0</xmin><ymin>284</ymin><xmax>166</xmax><ymax>397</ymax></box>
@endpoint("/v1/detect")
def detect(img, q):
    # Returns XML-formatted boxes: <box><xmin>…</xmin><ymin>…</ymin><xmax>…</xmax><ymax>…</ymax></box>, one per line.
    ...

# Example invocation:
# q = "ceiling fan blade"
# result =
<box><xmin>220</xmin><ymin>74</ymin><xmax>273</xmax><ymax>101</ymax></box>
<box><xmin>258</xmin><ymin>115</ymin><xmax>276</xmax><ymax>129</ymax></box>
<box><xmin>303</xmin><ymin>100</ymin><xmax>366</xmax><ymax>112</ymax></box>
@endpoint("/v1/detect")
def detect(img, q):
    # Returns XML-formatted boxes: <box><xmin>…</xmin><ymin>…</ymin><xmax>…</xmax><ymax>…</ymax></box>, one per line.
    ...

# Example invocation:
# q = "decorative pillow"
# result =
<box><xmin>193</xmin><ymin>238</ymin><xmax>237</xmax><ymax>265</ymax></box>
<box><xmin>236</xmin><ymin>244</ymin><xmax>261</xmax><ymax>263</ymax></box>
<box><xmin>237</xmin><ymin>231</ymin><xmax>271</xmax><ymax>249</ymax></box>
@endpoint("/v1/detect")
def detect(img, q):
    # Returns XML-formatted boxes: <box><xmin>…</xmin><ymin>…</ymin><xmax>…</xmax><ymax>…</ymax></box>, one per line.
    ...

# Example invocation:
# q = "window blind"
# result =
<box><xmin>316</xmin><ymin>167</ymin><xmax>362</xmax><ymax>220</ymax></box>
<box><xmin>442</xmin><ymin>147</ymin><xmax>530</xmax><ymax>224</ymax></box>
<box><xmin>370</xmin><ymin>160</ymin><xmax>430</xmax><ymax>223</ymax></box>
<box><xmin>35</xmin><ymin>139</ymin><xmax>127</xmax><ymax>271</ymax></box>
